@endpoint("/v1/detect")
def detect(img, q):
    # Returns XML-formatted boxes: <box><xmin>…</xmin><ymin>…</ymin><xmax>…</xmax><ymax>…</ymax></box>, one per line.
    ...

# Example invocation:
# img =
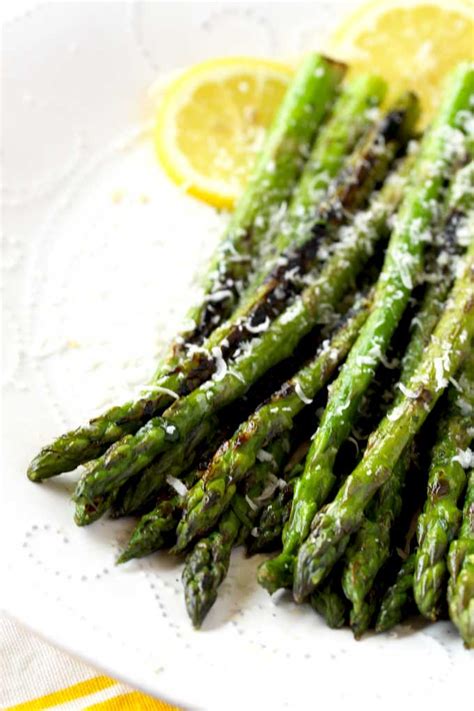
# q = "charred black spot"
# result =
<box><xmin>378</xmin><ymin>108</ymin><xmax>405</xmax><ymax>143</ymax></box>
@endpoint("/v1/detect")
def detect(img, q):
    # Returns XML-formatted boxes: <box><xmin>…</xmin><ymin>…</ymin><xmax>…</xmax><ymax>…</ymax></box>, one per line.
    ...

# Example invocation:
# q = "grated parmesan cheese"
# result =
<box><xmin>204</xmin><ymin>289</ymin><xmax>233</xmax><ymax>303</ymax></box>
<box><xmin>166</xmin><ymin>475</ymin><xmax>188</xmax><ymax>497</ymax></box>
<box><xmin>397</xmin><ymin>382</ymin><xmax>418</xmax><ymax>399</ymax></box>
<box><xmin>211</xmin><ymin>346</ymin><xmax>227</xmax><ymax>382</ymax></box>
<box><xmin>387</xmin><ymin>403</ymin><xmax>405</xmax><ymax>422</ymax></box>
<box><xmin>433</xmin><ymin>357</ymin><xmax>448</xmax><ymax>391</ymax></box>
<box><xmin>294</xmin><ymin>381</ymin><xmax>313</xmax><ymax>404</ymax></box>
<box><xmin>245</xmin><ymin>494</ymin><xmax>259</xmax><ymax>512</ymax></box>
<box><xmin>246</xmin><ymin>316</ymin><xmax>270</xmax><ymax>334</ymax></box>
<box><xmin>257</xmin><ymin>449</ymin><xmax>275</xmax><ymax>464</ymax></box>
<box><xmin>452</xmin><ymin>448</ymin><xmax>474</xmax><ymax>469</ymax></box>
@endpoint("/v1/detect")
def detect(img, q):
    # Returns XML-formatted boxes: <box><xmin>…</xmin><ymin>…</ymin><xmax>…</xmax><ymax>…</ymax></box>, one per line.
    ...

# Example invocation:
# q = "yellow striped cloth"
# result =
<box><xmin>1</xmin><ymin>615</ymin><xmax>181</xmax><ymax>711</ymax></box>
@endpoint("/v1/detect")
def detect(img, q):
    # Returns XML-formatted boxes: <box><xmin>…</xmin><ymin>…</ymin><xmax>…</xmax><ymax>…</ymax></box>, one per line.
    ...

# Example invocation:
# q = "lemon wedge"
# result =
<box><xmin>328</xmin><ymin>0</ymin><xmax>474</xmax><ymax>125</ymax></box>
<box><xmin>154</xmin><ymin>57</ymin><xmax>292</xmax><ymax>209</ymax></box>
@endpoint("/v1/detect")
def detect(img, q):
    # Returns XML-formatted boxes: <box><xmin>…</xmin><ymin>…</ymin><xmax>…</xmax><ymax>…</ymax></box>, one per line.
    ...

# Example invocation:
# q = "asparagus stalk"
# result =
<box><xmin>117</xmin><ymin>467</ymin><xmax>200</xmax><ymax>563</ymax></box>
<box><xmin>447</xmin><ymin>469</ymin><xmax>474</xmax><ymax>648</ymax></box>
<box><xmin>73</xmin><ymin>490</ymin><xmax>117</xmax><ymax>527</ymax></box>
<box><xmin>110</xmin><ymin>87</ymin><xmax>404</xmax><ymax>489</ymax></box>
<box><xmin>183</xmin><ymin>437</ymin><xmax>289</xmax><ymax>628</ymax></box>
<box><xmin>173</xmin><ymin>153</ymin><xmax>419</xmax><ymax>552</ymax></box>
<box><xmin>310</xmin><ymin>574</ymin><xmax>348</xmax><ymax>629</ymax></box>
<box><xmin>27</xmin><ymin>54</ymin><xmax>344</xmax><ymax>482</ymax></box>
<box><xmin>195</xmin><ymin>85</ymin><xmax>408</xmax><ymax>364</ymax></box>
<box><xmin>375</xmin><ymin>553</ymin><xmax>416</xmax><ymax>633</ymax></box>
<box><xmin>255</xmin><ymin>74</ymin><xmax>387</xmax><ymax>274</ymax></box>
<box><xmin>350</xmin><ymin>583</ymin><xmax>382</xmax><ymax>639</ymax></box>
<box><xmin>293</xmin><ymin>238</ymin><xmax>474</xmax><ymax>602</ymax></box>
<box><xmin>116</xmin><ymin>80</ymin><xmax>395</xmax><ymax>454</ymax></box>
<box><xmin>111</xmin><ymin>416</ymin><xmax>225</xmax><ymax>517</ymax></box>
<box><xmin>341</xmin><ymin>165</ymin><xmax>474</xmax><ymax>625</ymax></box>
<box><xmin>400</xmin><ymin>161</ymin><xmax>474</xmax><ymax>382</ymax></box>
<box><xmin>30</xmin><ymin>75</ymin><xmax>387</xmax><ymax>485</ymax></box>
<box><xmin>414</xmin><ymin>353</ymin><xmax>474</xmax><ymax>619</ymax></box>
<box><xmin>173</xmin><ymin>291</ymin><xmax>373</xmax><ymax>551</ymax></box>
<box><xmin>72</xmin><ymin>162</ymin><xmax>395</xmax><ymax>510</ymax></box>
<box><xmin>245</xmin><ymin>442</ymin><xmax>309</xmax><ymax>554</ymax></box>
<box><xmin>73</xmin><ymin>417</ymin><xmax>219</xmax><ymax>525</ymax></box>
<box><xmin>259</xmin><ymin>63</ymin><xmax>474</xmax><ymax>594</ymax></box>
<box><xmin>177</xmin><ymin>55</ymin><xmax>345</xmax><ymax>348</ymax></box>
<box><xmin>342</xmin><ymin>447</ymin><xmax>412</xmax><ymax>631</ymax></box>
<box><xmin>247</xmin><ymin>472</ymin><xmax>300</xmax><ymax>555</ymax></box>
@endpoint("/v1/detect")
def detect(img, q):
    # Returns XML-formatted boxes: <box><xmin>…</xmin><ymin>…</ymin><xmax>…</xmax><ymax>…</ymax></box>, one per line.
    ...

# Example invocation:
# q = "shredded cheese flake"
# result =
<box><xmin>246</xmin><ymin>316</ymin><xmax>270</xmax><ymax>334</ymax></box>
<box><xmin>245</xmin><ymin>494</ymin><xmax>259</xmax><ymax>512</ymax></box>
<box><xmin>211</xmin><ymin>346</ymin><xmax>227</xmax><ymax>382</ymax></box>
<box><xmin>142</xmin><ymin>384</ymin><xmax>179</xmax><ymax>400</ymax></box>
<box><xmin>257</xmin><ymin>449</ymin><xmax>275</xmax><ymax>464</ymax></box>
<box><xmin>453</xmin><ymin>448</ymin><xmax>474</xmax><ymax>469</ymax></box>
<box><xmin>294</xmin><ymin>381</ymin><xmax>313</xmax><ymax>404</ymax></box>
<box><xmin>397</xmin><ymin>382</ymin><xmax>418</xmax><ymax>399</ymax></box>
<box><xmin>166</xmin><ymin>475</ymin><xmax>188</xmax><ymax>497</ymax></box>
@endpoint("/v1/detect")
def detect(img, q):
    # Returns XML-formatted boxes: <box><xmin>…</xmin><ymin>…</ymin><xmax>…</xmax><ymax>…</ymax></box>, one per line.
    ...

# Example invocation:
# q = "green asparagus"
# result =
<box><xmin>447</xmin><ymin>469</ymin><xmax>474</xmax><ymax>648</ymax></box>
<box><xmin>260</xmin><ymin>62</ymin><xmax>474</xmax><ymax>595</ymax></box>
<box><xmin>310</xmin><ymin>575</ymin><xmax>348</xmax><ymax>629</ymax></box>
<box><xmin>70</xmin><ymin>76</ymin><xmax>392</xmax><ymax>486</ymax></box>
<box><xmin>72</xmin><ymin>417</ymin><xmax>220</xmax><ymax>525</ymax></box>
<box><xmin>245</xmin><ymin>443</ymin><xmax>309</xmax><ymax>555</ymax></box>
<box><xmin>109</xmin><ymin>78</ymin><xmax>395</xmax><ymax>485</ymax></box>
<box><xmin>183</xmin><ymin>437</ymin><xmax>289</xmax><ymax>627</ymax></box>
<box><xmin>340</xmin><ymin>166</ymin><xmax>474</xmax><ymax>625</ymax></box>
<box><xmin>199</xmin><ymin>87</ymin><xmax>412</xmax><ymax>362</ymax></box>
<box><xmin>293</xmin><ymin>238</ymin><xmax>474</xmax><ymax>602</ymax></box>
<box><xmin>27</xmin><ymin>54</ymin><xmax>344</xmax><ymax>482</ymax></box>
<box><xmin>173</xmin><ymin>291</ymin><xmax>373</xmax><ymax>551</ymax></box>
<box><xmin>375</xmin><ymin>553</ymin><xmax>416</xmax><ymax>632</ymax></box>
<box><xmin>414</xmin><ymin>353</ymin><xmax>474</xmax><ymax>619</ymax></box>
<box><xmin>73</xmin><ymin>160</ymin><xmax>397</xmax><ymax>509</ymax></box>
<box><xmin>113</xmin><ymin>416</ymin><xmax>223</xmax><ymax>517</ymax></box>
<box><xmin>247</xmin><ymin>475</ymin><xmax>299</xmax><ymax>555</ymax></box>
<box><xmin>350</xmin><ymin>583</ymin><xmax>381</xmax><ymax>639</ymax></box>
<box><xmin>400</xmin><ymin>161</ymin><xmax>474</xmax><ymax>383</ymax></box>
<box><xmin>178</xmin><ymin>55</ymin><xmax>345</xmax><ymax>347</ymax></box>
<box><xmin>207</xmin><ymin>74</ymin><xmax>388</xmax><ymax>334</ymax></box>
<box><xmin>117</xmin><ymin>467</ymin><xmax>199</xmax><ymax>563</ymax></box>
<box><xmin>342</xmin><ymin>448</ymin><xmax>412</xmax><ymax>631</ymax></box>
<box><xmin>256</xmin><ymin>74</ymin><xmax>387</xmax><ymax>273</ymax></box>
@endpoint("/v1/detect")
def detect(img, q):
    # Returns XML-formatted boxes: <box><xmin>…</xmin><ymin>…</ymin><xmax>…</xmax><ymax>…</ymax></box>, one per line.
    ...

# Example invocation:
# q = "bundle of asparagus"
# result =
<box><xmin>28</xmin><ymin>54</ymin><xmax>474</xmax><ymax>646</ymax></box>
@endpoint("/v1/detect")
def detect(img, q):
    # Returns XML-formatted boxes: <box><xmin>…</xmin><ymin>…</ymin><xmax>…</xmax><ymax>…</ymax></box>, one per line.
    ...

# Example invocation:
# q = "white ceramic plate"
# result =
<box><xmin>2</xmin><ymin>2</ymin><xmax>471</xmax><ymax>709</ymax></box>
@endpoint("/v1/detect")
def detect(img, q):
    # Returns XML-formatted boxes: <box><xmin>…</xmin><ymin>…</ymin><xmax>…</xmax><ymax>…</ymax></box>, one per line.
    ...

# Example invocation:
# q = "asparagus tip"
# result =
<box><xmin>116</xmin><ymin>551</ymin><xmax>132</xmax><ymax>565</ymax></box>
<box><xmin>257</xmin><ymin>555</ymin><xmax>294</xmax><ymax>594</ymax></box>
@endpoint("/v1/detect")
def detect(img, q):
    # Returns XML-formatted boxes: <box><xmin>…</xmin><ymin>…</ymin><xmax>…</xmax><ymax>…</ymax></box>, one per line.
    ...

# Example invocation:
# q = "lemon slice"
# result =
<box><xmin>328</xmin><ymin>0</ymin><xmax>474</xmax><ymax>125</ymax></box>
<box><xmin>154</xmin><ymin>56</ymin><xmax>293</xmax><ymax>209</ymax></box>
